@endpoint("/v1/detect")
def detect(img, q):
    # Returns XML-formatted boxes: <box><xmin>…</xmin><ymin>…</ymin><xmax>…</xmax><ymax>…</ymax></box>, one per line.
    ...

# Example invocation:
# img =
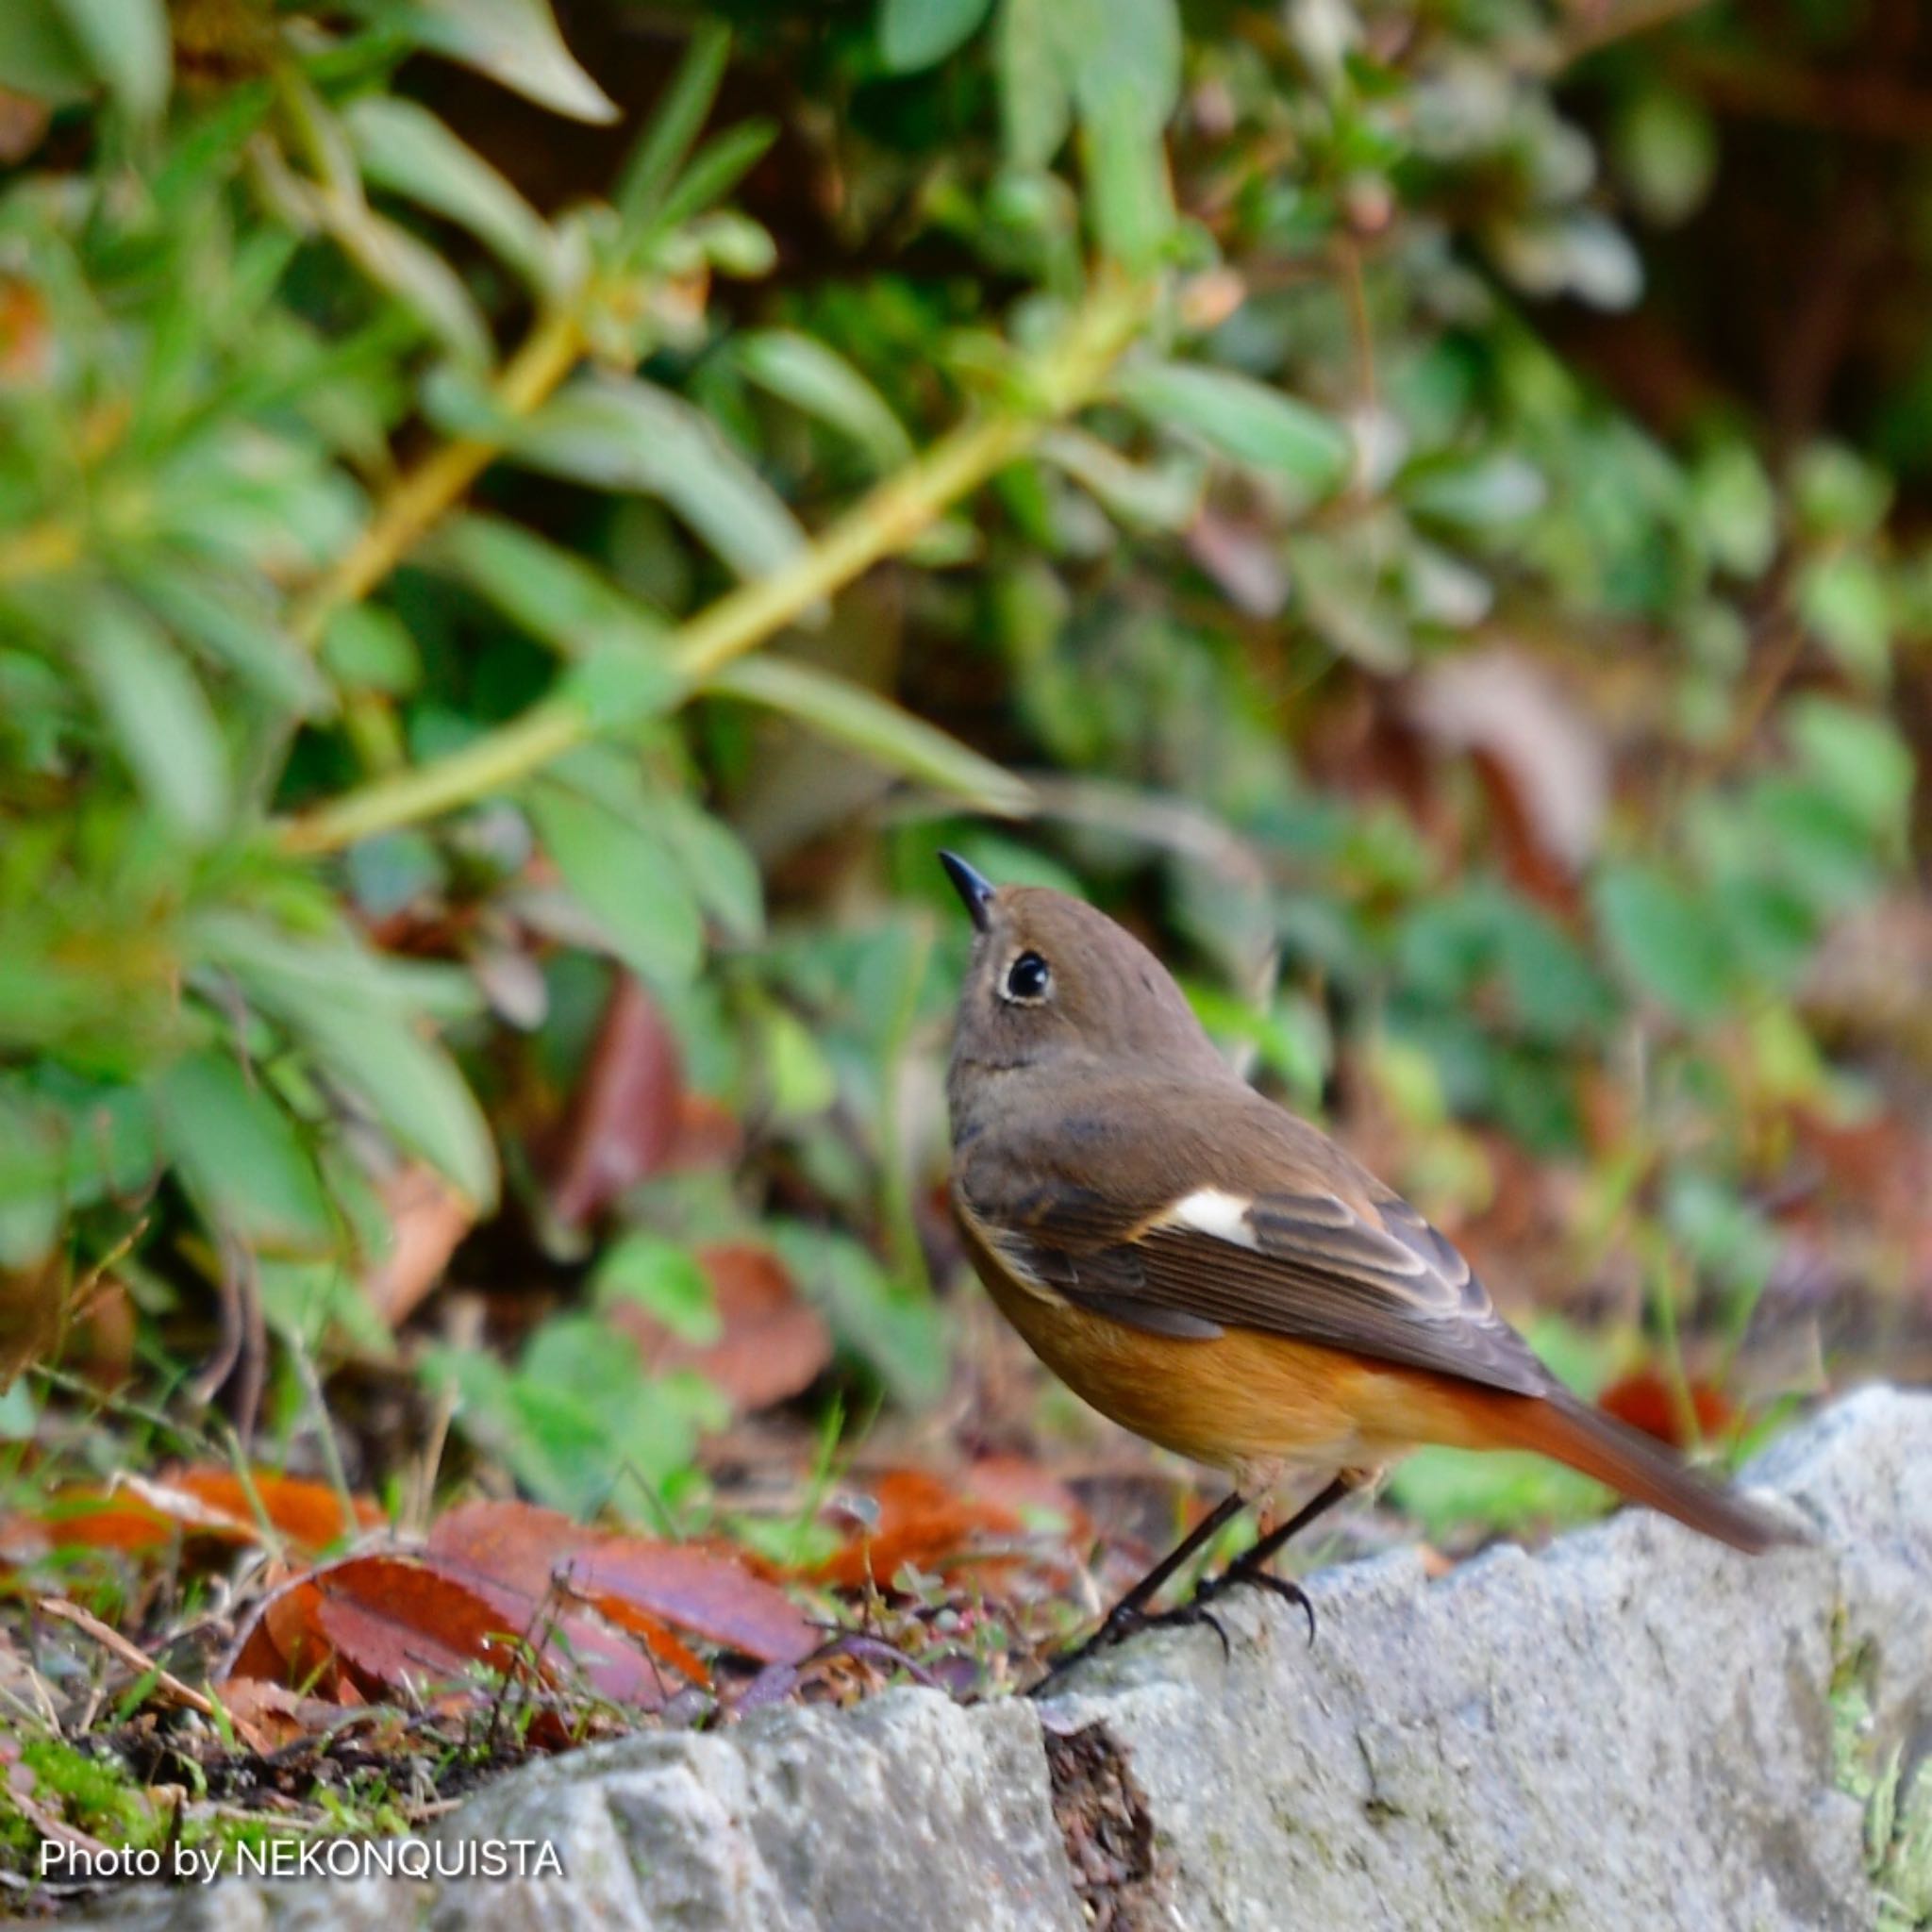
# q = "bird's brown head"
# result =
<box><xmin>938</xmin><ymin>854</ymin><xmax>1220</xmax><ymax>1093</ymax></box>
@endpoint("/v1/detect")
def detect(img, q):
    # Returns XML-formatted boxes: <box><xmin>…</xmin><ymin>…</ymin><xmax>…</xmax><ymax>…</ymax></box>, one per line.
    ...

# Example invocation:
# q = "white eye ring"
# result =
<box><xmin>1001</xmin><ymin>950</ymin><xmax>1051</xmax><ymax>1003</ymax></box>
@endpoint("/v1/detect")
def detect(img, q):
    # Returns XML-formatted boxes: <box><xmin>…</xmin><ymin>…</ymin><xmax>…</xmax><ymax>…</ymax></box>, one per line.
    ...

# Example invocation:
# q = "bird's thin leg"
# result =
<box><xmin>1027</xmin><ymin>1490</ymin><xmax>1249</xmax><ymax>1692</ymax></box>
<box><xmin>1096</xmin><ymin>1489</ymin><xmax>1248</xmax><ymax>1633</ymax></box>
<box><xmin>1191</xmin><ymin>1474</ymin><xmax>1357</xmax><ymax>1642</ymax></box>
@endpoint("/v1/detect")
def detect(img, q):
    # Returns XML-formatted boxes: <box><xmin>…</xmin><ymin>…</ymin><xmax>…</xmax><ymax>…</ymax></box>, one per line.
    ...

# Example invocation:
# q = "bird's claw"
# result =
<box><xmin>1027</xmin><ymin>1592</ymin><xmax>1234</xmax><ymax>1696</ymax></box>
<box><xmin>1139</xmin><ymin>1598</ymin><xmax>1232</xmax><ymax>1659</ymax></box>
<box><xmin>1191</xmin><ymin>1565</ymin><xmax>1319</xmax><ymax>1645</ymax></box>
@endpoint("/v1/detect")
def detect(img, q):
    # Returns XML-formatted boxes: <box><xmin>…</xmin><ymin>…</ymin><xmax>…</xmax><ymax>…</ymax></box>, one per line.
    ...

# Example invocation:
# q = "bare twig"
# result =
<box><xmin>35</xmin><ymin>1598</ymin><xmax>216</xmax><ymax>1719</ymax></box>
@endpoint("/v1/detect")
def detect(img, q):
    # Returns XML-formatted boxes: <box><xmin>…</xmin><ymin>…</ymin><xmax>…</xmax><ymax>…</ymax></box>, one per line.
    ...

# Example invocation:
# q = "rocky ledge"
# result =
<box><xmin>77</xmin><ymin>1384</ymin><xmax>1932</xmax><ymax>1931</ymax></box>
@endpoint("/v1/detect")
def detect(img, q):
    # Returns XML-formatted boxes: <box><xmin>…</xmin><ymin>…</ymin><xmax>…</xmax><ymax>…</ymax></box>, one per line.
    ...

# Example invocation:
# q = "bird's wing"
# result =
<box><xmin>958</xmin><ymin>1096</ymin><xmax>1554</xmax><ymax>1399</ymax></box>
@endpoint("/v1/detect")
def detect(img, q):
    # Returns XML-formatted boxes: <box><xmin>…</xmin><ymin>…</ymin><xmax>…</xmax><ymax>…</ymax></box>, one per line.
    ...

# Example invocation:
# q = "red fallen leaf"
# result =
<box><xmin>428</xmin><ymin>1499</ymin><xmax>817</xmax><ymax>1667</ymax></box>
<box><xmin>0</xmin><ymin>1253</ymin><xmax>67</xmax><ymax>1391</ymax></box>
<box><xmin>420</xmin><ymin>1525</ymin><xmax>682</xmax><ymax>1708</ymax></box>
<box><xmin>1407</xmin><ymin>648</ymin><xmax>1607</xmax><ymax>899</ymax></box>
<box><xmin>666</xmin><ymin>1093</ymin><xmax>743</xmax><ymax>1171</ymax></box>
<box><xmin>258</xmin><ymin>1576</ymin><xmax>333</xmax><ymax>1690</ymax></box>
<box><xmin>816</xmin><ymin>1471</ymin><xmax>1024</xmax><ymax>1591</ymax></box>
<box><xmin>958</xmin><ymin>1457</ymin><xmax>1091</xmax><ymax>1543</ymax></box>
<box><xmin>362</xmin><ymin>1164</ymin><xmax>475</xmax><ymax>1327</ymax></box>
<box><xmin>64</xmin><ymin>1274</ymin><xmax>135</xmax><ymax>1393</ymax></box>
<box><xmin>568</xmin><ymin>1540</ymin><xmax>817</xmax><ymax>1667</ymax></box>
<box><xmin>169</xmin><ymin>1471</ymin><xmax>384</xmax><ymax>1553</ymax></box>
<box><xmin>608</xmin><ymin>1242</ymin><xmax>832</xmax><ymax>1415</ymax></box>
<box><xmin>572</xmin><ymin>1600</ymin><xmax>709</xmax><ymax>1690</ymax></box>
<box><xmin>302</xmin><ymin>1556</ymin><xmax>534</xmax><ymax>1700</ymax></box>
<box><xmin>1597</xmin><ymin>1370</ymin><xmax>1736</xmax><ymax>1451</ymax></box>
<box><xmin>2</xmin><ymin>1497</ymin><xmax>178</xmax><ymax>1560</ymax></box>
<box><xmin>3</xmin><ymin>1469</ymin><xmax>380</xmax><ymax>1568</ymax></box>
<box><xmin>548</xmin><ymin>976</ymin><xmax>683</xmax><ymax>1227</ymax></box>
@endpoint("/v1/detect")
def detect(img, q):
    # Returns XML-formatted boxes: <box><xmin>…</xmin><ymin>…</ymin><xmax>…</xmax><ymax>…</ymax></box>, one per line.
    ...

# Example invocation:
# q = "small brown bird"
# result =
<box><xmin>939</xmin><ymin>854</ymin><xmax>1798</xmax><ymax>1656</ymax></box>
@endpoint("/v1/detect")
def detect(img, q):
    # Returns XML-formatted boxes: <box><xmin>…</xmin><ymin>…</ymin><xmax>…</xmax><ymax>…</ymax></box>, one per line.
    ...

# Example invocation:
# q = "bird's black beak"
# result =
<box><xmin>938</xmin><ymin>850</ymin><xmax>995</xmax><ymax>933</ymax></box>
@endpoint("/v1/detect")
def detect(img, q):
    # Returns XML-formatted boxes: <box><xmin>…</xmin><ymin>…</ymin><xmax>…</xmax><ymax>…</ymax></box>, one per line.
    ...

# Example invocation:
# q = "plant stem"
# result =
<box><xmin>289</xmin><ymin>305</ymin><xmax>587</xmax><ymax>648</ymax></box>
<box><xmin>282</xmin><ymin>700</ymin><xmax>585</xmax><ymax>855</ymax></box>
<box><xmin>280</xmin><ymin>273</ymin><xmax>1154</xmax><ymax>857</ymax></box>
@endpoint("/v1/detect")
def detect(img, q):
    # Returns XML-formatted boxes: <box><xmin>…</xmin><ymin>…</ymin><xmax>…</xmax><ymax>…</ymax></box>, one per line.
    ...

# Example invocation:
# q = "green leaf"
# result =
<box><xmin>995</xmin><ymin>0</ymin><xmax>1176</xmax><ymax>167</ymax></box>
<box><xmin>155</xmin><ymin>1051</ymin><xmax>336</xmax><ymax>1256</ymax></box>
<box><xmin>515</xmin><ymin>375</ymin><xmax>806</xmax><ymax>582</ymax></box>
<box><xmin>134</xmin><ymin>568</ymin><xmax>327</xmax><ymax>719</ymax></box>
<box><xmin>1405</xmin><ymin>453</ymin><xmax>1546</xmax><ymax>528</ymax></box>
<box><xmin>1784</xmin><ymin>698</ymin><xmax>1912</xmax><ymax>841</ymax></box>
<box><xmin>651</xmin><ymin>121</ymin><xmax>777</xmax><ymax>233</ymax></box>
<box><xmin>199</xmin><ymin>920</ymin><xmax>497</xmax><ymax>1208</ymax></box>
<box><xmin>758</xmin><ymin>1003</ymin><xmax>838</xmax><ymax>1117</ymax></box>
<box><xmin>527</xmin><ymin>781</ymin><xmax>705</xmax><ymax>988</ymax></box>
<box><xmin>1690</xmin><ymin>442</ymin><xmax>1777</xmax><ymax>578</ymax></box>
<box><xmin>1614</xmin><ymin>90</ymin><xmax>1716</xmax><ymax>227</ymax></box>
<box><xmin>345</xmin><ymin>96</ymin><xmax>553</xmax><ymax>289</ymax></box>
<box><xmin>258</xmin><ymin>1257</ymin><xmax>394</xmax><ymax>1357</ymax></box>
<box><xmin>558</xmin><ymin>646</ymin><xmax>688</xmax><ymax>732</ymax></box>
<box><xmin>289</xmin><ymin>998</ymin><xmax>496</xmax><ymax>1209</ymax></box>
<box><xmin>1039</xmin><ymin>427</ymin><xmax>1202</xmax><ymax>530</ymax></box>
<box><xmin>655</xmin><ymin>792</ymin><xmax>765</xmax><ymax>943</ymax></box>
<box><xmin>322</xmin><ymin>606</ymin><xmax>422</xmax><ymax>696</ymax></box>
<box><xmin>616</xmin><ymin>21</ymin><xmax>732</xmax><ymax>228</ymax></box>
<box><xmin>592</xmin><ymin>1231</ymin><xmax>719</xmax><ymax>1343</ymax></box>
<box><xmin>705</xmin><ymin>656</ymin><xmax>1033</xmax><ymax>816</ymax></box>
<box><xmin>333</xmin><ymin>201</ymin><xmax>492</xmax><ymax>365</ymax></box>
<box><xmin>0</xmin><ymin>1</ymin><xmax>93</xmax><ymax>105</ymax></box>
<box><xmin>0</xmin><ymin>1091</ymin><xmax>64</xmax><ymax>1269</ymax></box>
<box><xmin>734</xmin><ymin>330</ymin><xmax>914</xmax><ymax>472</ymax></box>
<box><xmin>425</xmin><ymin>514</ymin><xmax>675</xmax><ymax>663</ymax></box>
<box><xmin>996</xmin><ymin>0</ymin><xmax>1071</xmax><ymax>167</ymax></box>
<box><xmin>1791</xmin><ymin>443</ymin><xmax>1891</xmax><ymax>541</ymax></box>
<box><xmin>878</xmin><ymin>0</ymin><xmax>994</xmax><ymax>73</ymax></box>
<box><xmin>358</xmin><ymin>0</ymin><xmax>617</xmax><ymax>125</ymax></box>
<box><xmin>430</xmin><ymin>1329</ymin><xmax>713</xmax><ymax>1520</ymax></box>
<box><xmin>1080</xmin><ymin>82</ymin><xmax>1174</xmax><ymax>271</ymax></box>
<box><xmin>50</xmin><ymin>0</ymin><xmax>169</xmax><ymax>121</ymax></box>
<box><xmin>1593</xmin><ymin>862</ymin><xmax>1735</xmax><ymax>1020</ymax></box>
<box><xmin>768</xmin><ymin>1222</ymin><xmax>946</xmax><ymax>1407</ymax></box>
<box><xmin>1117</xmin><ymin>363</ymin><xmax>1350</xmax><ymax>496</ymax></box>
<box><xmin>1066</xmin><ymin>0</ymin><xmax>1179</xmax><ymax>128</ymax></box>
<box><xmin>458</xmin><ymin>1315</ymin><xmax>726</xmax><ymax>1515</ymax></box>
<box><xmin>1796</xmin><ymin>552</ymin><xmax>1893</xmax><ymax>682</ymax></box>
<box><xmin>1286</xmin><ymin>534</ymin><xmax>1411</xmax><ymax>673</ymax></box>
<box><xmin>77</xmin><ymin>591</ymin><xmax>231</xmax><ymax>841</ymax></box>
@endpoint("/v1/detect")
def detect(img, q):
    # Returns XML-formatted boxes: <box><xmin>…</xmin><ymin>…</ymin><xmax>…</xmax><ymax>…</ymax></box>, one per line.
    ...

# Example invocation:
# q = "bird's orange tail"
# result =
<box><xmin>1490</xmin><ymin>1389</ymin><xmax>1804</xmax><ymax>1555</ymax></box>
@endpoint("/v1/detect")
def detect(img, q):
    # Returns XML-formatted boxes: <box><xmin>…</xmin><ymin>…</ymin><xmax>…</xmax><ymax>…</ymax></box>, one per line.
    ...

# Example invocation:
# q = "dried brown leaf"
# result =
<box><xmin>548</xmin><ymin>975</ymin><xmax>683</xmax><ymax>1227</ymax></box>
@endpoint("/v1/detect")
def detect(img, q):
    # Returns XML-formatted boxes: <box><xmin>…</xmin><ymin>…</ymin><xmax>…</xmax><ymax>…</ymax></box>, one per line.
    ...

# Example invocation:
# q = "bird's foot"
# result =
<box><xmin>1191</xmin><ymin>1564</ymin><xmax>1318</xmax><ymax>1645</ymax></box>
<box><xmin>1026</xmin><ymin>1595</ymin><xmax>1232</xmax><ymax>1696</ymax></box>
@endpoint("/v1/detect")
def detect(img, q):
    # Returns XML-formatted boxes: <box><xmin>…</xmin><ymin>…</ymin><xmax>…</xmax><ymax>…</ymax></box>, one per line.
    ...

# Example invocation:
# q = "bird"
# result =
<box><xmin>937</xmin><ymin>852</ymin><xmax>1800</xmax><ymax>1663</ymax></box>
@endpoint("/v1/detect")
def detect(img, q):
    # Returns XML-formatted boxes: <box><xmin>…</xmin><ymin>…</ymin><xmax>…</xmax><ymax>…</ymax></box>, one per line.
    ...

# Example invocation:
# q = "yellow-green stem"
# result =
<box><xmin>280</xmin><ymin>274</ymin><xmax>1154</xmax><ymax>858</ymax></box>
<box><xmin>289</xmin><ymin>306</ymin><xmax>587</xmax><ymax>648</ymax></box>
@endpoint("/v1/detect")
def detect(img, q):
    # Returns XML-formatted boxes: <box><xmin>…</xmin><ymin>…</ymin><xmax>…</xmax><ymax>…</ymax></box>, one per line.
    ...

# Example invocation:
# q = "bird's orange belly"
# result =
<box><xmin>973</xmin><ymin>1254</ymin><xmax>1491</xmax><ymax>1486</ymax></box>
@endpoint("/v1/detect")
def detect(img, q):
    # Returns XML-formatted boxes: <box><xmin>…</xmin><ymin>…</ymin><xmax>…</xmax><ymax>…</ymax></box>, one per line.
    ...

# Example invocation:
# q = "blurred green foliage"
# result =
<box><xmin>0</xmin><ymin>0</ymin><xmax>1923</xmax><ymax>1524</ymax></box>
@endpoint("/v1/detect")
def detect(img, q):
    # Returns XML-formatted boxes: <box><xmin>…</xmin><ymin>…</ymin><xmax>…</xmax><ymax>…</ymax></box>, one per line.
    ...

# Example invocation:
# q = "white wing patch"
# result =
<box><xmin>1161</xmin><ymin>1188</ymin><xmax>1262</xmax><ymax>1249</ymax></box>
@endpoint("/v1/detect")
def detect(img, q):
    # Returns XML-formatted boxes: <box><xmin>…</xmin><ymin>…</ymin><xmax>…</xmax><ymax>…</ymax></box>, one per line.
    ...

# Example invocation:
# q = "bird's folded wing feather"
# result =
<box><xmin>958</xmin><ymin>1096</ymin><xmax>1554</xmax><ymax>1399</ymax></box>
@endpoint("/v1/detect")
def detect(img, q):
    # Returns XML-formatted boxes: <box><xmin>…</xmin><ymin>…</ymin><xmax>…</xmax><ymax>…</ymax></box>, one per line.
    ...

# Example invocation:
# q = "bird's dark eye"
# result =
<box><xmin>1004</xmin><ymin>951</ymin><xmax>1051</xmax><ymax>1002</ymax></box>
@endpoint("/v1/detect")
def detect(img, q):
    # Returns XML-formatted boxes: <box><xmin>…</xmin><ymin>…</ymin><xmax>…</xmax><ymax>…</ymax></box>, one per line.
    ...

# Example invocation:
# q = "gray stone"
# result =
<box><xmin>67</xmin><ymin>1385</ymin><xmax>1932</xmax><ymax>1931</ymax></box>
